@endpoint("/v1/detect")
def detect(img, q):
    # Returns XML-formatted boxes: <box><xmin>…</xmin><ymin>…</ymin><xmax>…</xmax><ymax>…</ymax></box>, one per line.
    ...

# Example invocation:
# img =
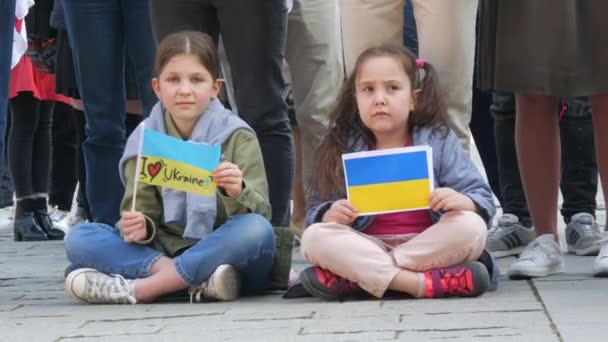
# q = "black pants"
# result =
<box><xmin>492</xmin><ymin>93</ymin><xmax>598</xmax><ymax>226</ymax></box>
<box><xmin>49</xmin><ymin>102</ymin><xmax>80</xmax><ymax>211</ymax></box>
<box><xmin>8</xmin><ymin>93</ymin><xmax>53</xmax><ymax>199</ymax></box>
<box><xmin>470</xmin><ymin>86</ymin><xmax>501</xmax><ymax>203</ymax></box>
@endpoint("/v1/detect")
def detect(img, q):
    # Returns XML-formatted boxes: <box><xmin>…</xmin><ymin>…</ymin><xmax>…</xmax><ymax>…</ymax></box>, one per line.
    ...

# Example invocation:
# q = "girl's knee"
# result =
<box><xmin>64</xmin><ymin>223</ymin><xmax>115</xmax><ymax>259</ymax></box>
<box><xmin>443</xmin><ymin>210</ymin><xmax>487</xmax><ymax>241</ymax></box>
<box><xmin>301</xmin><ymin>222</ymin><xmax>347</xmax><ymax>254</ymax></box>
<box><xmin>241</xmin><ymin>213</ymin><xmax>273</xmax><ymax>240</ymax></box>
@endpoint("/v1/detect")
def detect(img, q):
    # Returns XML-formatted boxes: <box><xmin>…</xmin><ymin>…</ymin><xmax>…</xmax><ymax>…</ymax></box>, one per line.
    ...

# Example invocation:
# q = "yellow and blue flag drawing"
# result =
<box><xmin>342</xmin><ymin>146</ymin><xmax>434</xmax><ymax>215</ymax></box>
<box><xmin>137</xmin><ymin>129</ymin><xmax>221</xmax><ymax>196</ymax></box>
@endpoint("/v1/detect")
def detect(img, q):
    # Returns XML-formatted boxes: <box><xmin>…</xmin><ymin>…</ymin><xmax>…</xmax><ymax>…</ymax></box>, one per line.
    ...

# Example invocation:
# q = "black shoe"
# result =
<box><xmin>32</xmin><ymin>197</ymin><xmax>65</xmax><ymax>240</ymax></box>
<box><xmin>13</xmin><ymin>213</ymin><xmax>48</xmax><ymax>241</ymax></box>
<box><xmin>34</xmin><ymin>211</ymin><xmax>65</xmax><ymax>240</ymax></box>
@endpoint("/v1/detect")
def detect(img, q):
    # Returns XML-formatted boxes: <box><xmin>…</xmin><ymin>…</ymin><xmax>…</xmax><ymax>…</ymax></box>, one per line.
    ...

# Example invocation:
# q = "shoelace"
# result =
<box><xmin>436</xmin><ymin>267</ymin><xmax>472</xmax><ymax>295</ymax></box>
<box><xmin>189</xmin><ymin>283</ymin><xmax>210</xmax><ymax>304</ymax></box>
<box><xmin>488</xmin><ymin>220</ymin><xmax>517</xmax><ymax>239</ymax></box>
<box><xmin>89</xmin><ymin>273</ymin><xmax>136</xmax><ymax>304</ymax></box>
<box><xmin>575</xmin><ymin>223</ymin><xmax>601</xmax><ymax>240</ymax></box>
<box><xmin>519</xmin><ymin>239</ymin><xmax>558</xmax><ymax>262</ymax></box>
<box><xmin>316</xmin><ymin>268</ymin><xmax>357</xmax><ymax>290</ymax></box>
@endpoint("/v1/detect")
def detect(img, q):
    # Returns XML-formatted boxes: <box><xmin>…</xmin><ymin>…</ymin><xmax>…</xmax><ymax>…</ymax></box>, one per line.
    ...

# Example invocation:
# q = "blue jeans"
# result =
<box><xmin>403</xmin><ymin>0</ymin><xmax>418</xmax><ymax>57</ymax></box>
<box><xmin>150</xmin><ymin>0</ymin><xmax>294</xmax><ymax>227</ymax></box>
<box><xmin>62</xmin><ymin>0</ymin><xmax>157</xmax><ymax>225</ymax></box>
<box><xmin>0</xmin><ymin>0</ymin><xmax>16</xmax><ymax>183</ymax></box>
<box><xmin>65</xmin><ymin>213</ymin><xmax>276</xmax><ymax>292</ymax></box>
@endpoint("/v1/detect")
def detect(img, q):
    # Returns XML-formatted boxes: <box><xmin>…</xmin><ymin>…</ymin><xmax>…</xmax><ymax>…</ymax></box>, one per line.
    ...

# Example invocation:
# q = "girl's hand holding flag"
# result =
<box><xmin>213</xmin><ymin>161</ymin><xmax>244</xmax><ymax>198</ymax></box>
<box><xmin>121</xmin><ymin>211</ymin><xmax>147</xmax><ymax>243</ymax></box>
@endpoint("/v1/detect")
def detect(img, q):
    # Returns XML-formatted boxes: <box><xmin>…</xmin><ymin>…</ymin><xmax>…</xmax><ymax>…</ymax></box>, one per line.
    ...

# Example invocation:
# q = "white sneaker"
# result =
<box><xmin>189</xmin><ymin>264</ymin><xmax>241</xmax><ymax>303</ymax></box>
<box><xmin>65</xmin><ymin>268</ymin><xmax>137</xmax><ymax>304</ymax></box>
<box><xmin>60</xmin><ymin>214</ymin><xmax>87</xmax><ymax>232</ymax></box>
<box><xmin>565</xmin><ymin>213</ymin><xmax>602</xmax><ymax>256</ymax></box>
<box><xmin>50</xmin><ymin>207</ymin><xmax>70</xmax><ymax>231</ymax></box>
<box><xmin>507</xmin><ymin>234</ymin><xmax>564</xmax><ymax>279</ymax></box>
<box><xmin>592</xmin><ymin>236</ymin><xmax>608</xmax><ymax>277</ymax></box>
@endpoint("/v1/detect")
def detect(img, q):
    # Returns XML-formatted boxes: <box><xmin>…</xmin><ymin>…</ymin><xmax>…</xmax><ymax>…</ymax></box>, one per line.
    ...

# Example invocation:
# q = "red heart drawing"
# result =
<box><xmin>147</xmin><ymin>161</ymin><xmax>162</xmax><ymax>180</ymax></box>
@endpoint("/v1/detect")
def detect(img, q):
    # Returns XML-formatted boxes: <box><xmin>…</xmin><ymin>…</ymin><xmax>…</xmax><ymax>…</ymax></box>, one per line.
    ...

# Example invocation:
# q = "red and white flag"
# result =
<box><xmin>11</xmin><ymin>0</ymin><xmax>35</xmax><ymax>69</ymax></box>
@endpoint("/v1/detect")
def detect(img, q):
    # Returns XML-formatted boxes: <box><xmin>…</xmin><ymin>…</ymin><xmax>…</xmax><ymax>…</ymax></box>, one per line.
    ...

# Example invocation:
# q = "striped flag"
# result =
<box><xmin>136</xmin><ymin>128</ymin><xmax>221</xmax><ymax>197</ymax></box>
<box><xmin>342</xmin><ymin>146</ymin><xmax>434</xmax><ymax>215</ymax></box>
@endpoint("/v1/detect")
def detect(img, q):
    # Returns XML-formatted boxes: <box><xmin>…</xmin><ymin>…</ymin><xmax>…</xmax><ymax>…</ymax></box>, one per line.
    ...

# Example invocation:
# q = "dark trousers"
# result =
<box><xmin>150</xmin><ymin>0</ymin><xmax>294</xmax><ymax>227</ymax></box>
<box><xmin>0</xmin><ymin>0</ymin><xmax>16</xmax><ymax>183</ymax></box>
<box><xmin>49</xmin><ymin>102</ymin><xmax>79</xmax><ymax>211</ymax></box>
<box><xmin>8</xmin><ymin>94</ymin><xmax>53</xmax><ymax>199</ymax></box>
<box><xmin>62</xmin><ymin>0</ymin><xmax>157</xmax><ymax>225</ymax></box>
<box><xmin>492</xmin><ymin>93</ymin><xmax>598</xmax><ymax>226</ymax></box>
<box><xmin>0</xmin><ymin>106</ymin><xmax>13</xmax><ymax>207</ymax></box>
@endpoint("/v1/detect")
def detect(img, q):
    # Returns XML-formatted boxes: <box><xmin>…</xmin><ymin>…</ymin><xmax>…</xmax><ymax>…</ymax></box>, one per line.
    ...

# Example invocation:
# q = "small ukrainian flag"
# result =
<box><xmin>342</xmin><ymin>146</ymin><xmax>434</xmax><ymax>215</ymax></box>
<box><xmin>137</xmin><ymin>129</ymin><xmax>221</xmax><ymax>196</ymax></box>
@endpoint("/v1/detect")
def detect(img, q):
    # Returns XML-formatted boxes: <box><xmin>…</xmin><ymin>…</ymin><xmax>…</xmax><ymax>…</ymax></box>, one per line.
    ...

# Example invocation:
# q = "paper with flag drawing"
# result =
<box><xmin>342</xmin><ymin>146</ymin><xmax>434</xmax><ymax>216</ymax></box>
<box><xmin>137</xmin><ymin>129</ymin><xmax>221</xmax><ymax>196</ymax></box>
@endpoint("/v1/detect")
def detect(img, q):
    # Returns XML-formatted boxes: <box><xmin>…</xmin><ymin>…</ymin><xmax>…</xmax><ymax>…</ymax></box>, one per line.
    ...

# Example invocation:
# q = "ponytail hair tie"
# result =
<box><xmin>416</xmin><ymin>58</ymin><xmax>426</xmax><ymax>69</ymax></box>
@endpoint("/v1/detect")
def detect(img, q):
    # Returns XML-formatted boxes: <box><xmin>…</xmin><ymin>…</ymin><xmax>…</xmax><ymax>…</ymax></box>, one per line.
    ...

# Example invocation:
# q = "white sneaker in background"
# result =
<box><xmin>592</xmin><ymin>236</ymin><xmax>608</xmax><ymax>277</ymax></box>
<box><xmin>50</xmin><ymin>206</ymin><xmax>70</xmax><ymax>231</ymax></box>
<box><xmin>507</xmin><ymin>234</ymin><xmax>564</xmax><ymax>279</ymax></box>
<box><xmin>565</xmin><ymin>213</ymin><xmax>602</xmax><ymax>256</ymax></box>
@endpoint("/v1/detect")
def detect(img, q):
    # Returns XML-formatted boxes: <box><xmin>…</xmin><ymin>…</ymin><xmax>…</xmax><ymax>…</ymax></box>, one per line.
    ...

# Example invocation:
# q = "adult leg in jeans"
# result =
<box><xmin>150</xmin><ymin>0</ymin><xmax>293</xmax><ymax>227</ymax></box>
<box><xmin>492</xmin><ymin>92</ymin><xmax>531</xmax><ymax>227</ymax></box>
<box><xmin>0</xmin><ymin>0</ymin><xmax>16</xmax><ymax>182</ymax></box>
<box><xmin>63</xmin><ymin>0</ymin><xmax>156</xmax><ymax>225</ymax></box>
<box><xmin>285</xmin><ymin>0</ymin><xmax>344</xmax><ymax>231</ymax></box>
<box><xmin>66</xmin><ymin>213</ymin><xmax>275</xmax><ymax>302</ymax></box>
<box><xmin>559</xmin><ymin>98</ymin><xmax>598</xmax><ymax>223</ymax></box>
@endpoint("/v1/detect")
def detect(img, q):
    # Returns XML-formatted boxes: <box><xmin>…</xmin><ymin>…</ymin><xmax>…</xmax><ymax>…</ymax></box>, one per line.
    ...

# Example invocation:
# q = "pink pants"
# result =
<box><xmin>301</xmin><ymin>211</ymin><xmax>487</xmax><ymax>297</ymax></box>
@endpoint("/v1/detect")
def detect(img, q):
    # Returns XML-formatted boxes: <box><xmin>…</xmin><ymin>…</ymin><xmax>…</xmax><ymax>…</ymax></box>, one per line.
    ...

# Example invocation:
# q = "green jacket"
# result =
<box><xmin>119</xmin><ymin>111</ymin><xmax>271</xmax><ymax>256</ymax></box>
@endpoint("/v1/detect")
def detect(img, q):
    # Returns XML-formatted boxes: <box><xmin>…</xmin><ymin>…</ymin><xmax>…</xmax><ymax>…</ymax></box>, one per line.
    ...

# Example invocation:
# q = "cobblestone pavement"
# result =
<box><xmin>0</xmin><ymin>206</ymin><xmax>606</xmax><ymax>341</ymax></box>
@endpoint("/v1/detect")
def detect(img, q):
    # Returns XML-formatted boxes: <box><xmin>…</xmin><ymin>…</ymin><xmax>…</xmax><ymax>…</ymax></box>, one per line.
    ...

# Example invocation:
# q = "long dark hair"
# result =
<box><xmin>310</xmin><ymin>44</ymin><xmax>448</xmax><ymax>202</ymax></box>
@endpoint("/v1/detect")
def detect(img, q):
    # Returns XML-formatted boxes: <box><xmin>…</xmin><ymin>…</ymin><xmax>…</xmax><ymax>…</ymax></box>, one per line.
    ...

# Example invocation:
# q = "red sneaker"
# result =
<box><xmin>300</xmin><ymin>267</ymin><xmax>365</xmax><ymax>301</ymax></box>
<box><xmin>423</xmin><ymin>261</ymin><xmax>490</xmax><ymax>298</ymax></box>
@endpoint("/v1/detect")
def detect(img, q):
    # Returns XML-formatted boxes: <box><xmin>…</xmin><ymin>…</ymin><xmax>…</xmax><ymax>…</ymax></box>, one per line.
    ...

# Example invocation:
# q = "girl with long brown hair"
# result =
<box><xmin>298</xmin><ymin>45</ymin><xmax>496</xmax><ymax>301</ymax></box>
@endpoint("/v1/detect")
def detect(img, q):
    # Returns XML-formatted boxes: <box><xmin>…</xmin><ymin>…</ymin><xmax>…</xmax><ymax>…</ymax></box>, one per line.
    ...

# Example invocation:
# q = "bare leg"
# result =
<box><xmin>133</xmin><ymin>256</ymin><xmax>188</xmax><ymax>302</ymax></box>
<box><xmin>590</xmin><ymin>94</ymin><xmax>608</xmax><ymax>229</ymax></box>
<box><xmin>388</xmin><ymin>270</ymin><xmax>423</xmax><ymax>296</ymax></box>
<box><xmin>515</xmin><ymin>94</ymin><xmax>560</xmax><ymax>239</ymax></box>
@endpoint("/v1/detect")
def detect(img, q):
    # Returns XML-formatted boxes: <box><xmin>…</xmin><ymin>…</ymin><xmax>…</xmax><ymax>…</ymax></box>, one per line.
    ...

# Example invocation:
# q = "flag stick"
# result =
<box><xmin>131</xmin><ymin>122</ymin><xmax>146</xmax><ymax>211</ymax></box>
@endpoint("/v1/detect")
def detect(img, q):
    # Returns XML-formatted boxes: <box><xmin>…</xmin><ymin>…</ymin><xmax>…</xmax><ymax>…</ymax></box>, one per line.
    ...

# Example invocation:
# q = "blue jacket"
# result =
<box><xmin>306</xmin><ymin>125</ymin><xmax>496</xmax><ymax>230</ymax></box>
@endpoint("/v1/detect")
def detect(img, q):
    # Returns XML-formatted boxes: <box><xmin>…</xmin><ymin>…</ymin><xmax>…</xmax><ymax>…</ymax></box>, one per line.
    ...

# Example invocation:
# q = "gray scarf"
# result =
<box><xmin>119</xmin><ymin>99</ymin><xmax>253</xmax><ymax>240</ymax></box>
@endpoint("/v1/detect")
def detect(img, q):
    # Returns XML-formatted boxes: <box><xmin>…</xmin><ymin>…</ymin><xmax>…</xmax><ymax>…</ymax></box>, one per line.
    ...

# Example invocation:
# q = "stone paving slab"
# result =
<box><xmin>1</xmin><ymin>206</ymin><xmax>607</xmax><ymax>341</ymax></box>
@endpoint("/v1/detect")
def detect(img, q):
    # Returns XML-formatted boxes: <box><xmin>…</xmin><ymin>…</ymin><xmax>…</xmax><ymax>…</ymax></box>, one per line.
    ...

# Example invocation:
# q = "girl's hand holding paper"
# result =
<box><xmin>322</xmin><ymin>199</ymin><xmax>359</xmax><ymax>225</ymax></box>
<box><xmin>429</xmin><ymin>187</ymin><xmax>476</xmax><ymax>213</ymax></box>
